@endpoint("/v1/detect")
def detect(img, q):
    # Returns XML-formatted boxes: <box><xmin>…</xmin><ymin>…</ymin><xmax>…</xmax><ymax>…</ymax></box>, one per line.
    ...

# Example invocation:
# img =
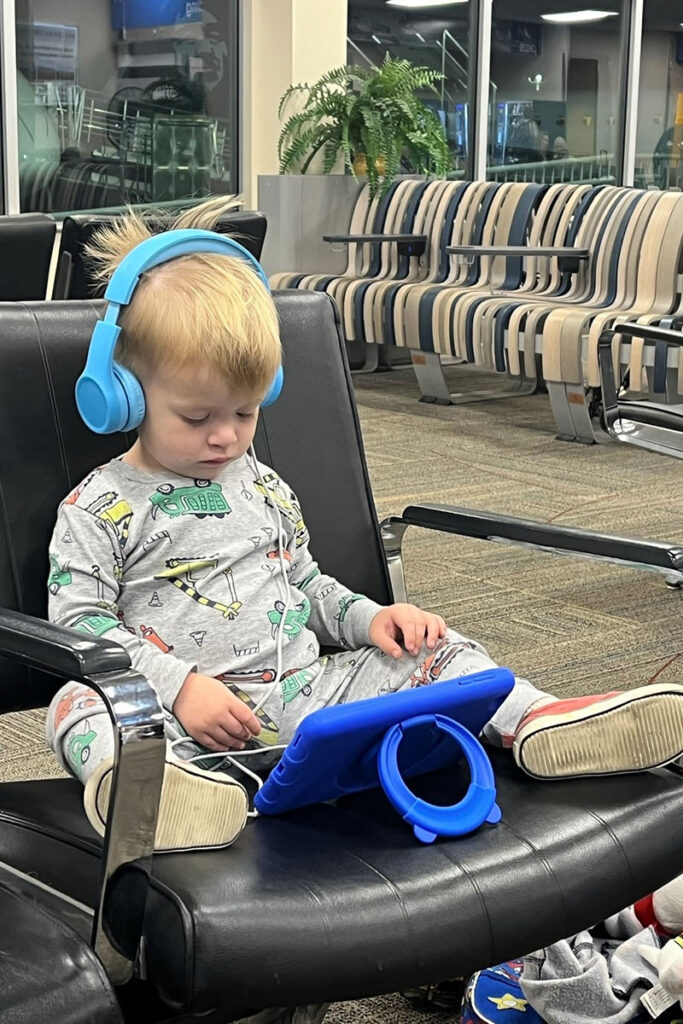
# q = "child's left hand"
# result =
<box><xmin>369</xmin><ymin>603</ymin><xmax>447</xmax><ymax>659</ymax></box>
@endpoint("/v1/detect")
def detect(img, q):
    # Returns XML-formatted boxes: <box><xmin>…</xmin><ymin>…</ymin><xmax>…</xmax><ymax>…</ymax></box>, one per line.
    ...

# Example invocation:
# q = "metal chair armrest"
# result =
<box><xmin>380</xmin><ymin>505</ymin><xmax>683</xmax><ymax>601</ymax></box>
<box><xmin>323</xmin><ymin>234</ymin><xmax>427</xmax><ymax>257</ymax></box>
<box><xmin>447</xmin><ymin>245</ymin><xmax>589</xmax><ymax>274</ymax></box>
<box><xmin>0</xmin><ymin>607</ymin><xmax>165</xmax><ymax>985</ymax></box>
<box><xmin>598</xmin><ymin>324</ymin><xmax>683</xmax><ymax>457</ymax></box>
<box><xmin>0</xmin><ymin>607</ymin><xmax>133</xmax><ymax>679</ymax></box>
<box><xmin>610</xmin><ymin>322</ymin><xmax>683</xmax><ymax>346</ymax></box>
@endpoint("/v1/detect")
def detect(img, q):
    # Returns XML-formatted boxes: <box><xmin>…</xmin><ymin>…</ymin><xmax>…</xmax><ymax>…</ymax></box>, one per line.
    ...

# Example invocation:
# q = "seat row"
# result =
<box><xmin>0</xmin><ymin>208</ymin><xmax>266</xmax><ymax>301</ymax></box>
<box><xmin>271</xmin><ymin>180</ymin><xmax>683</xmax><ymax>443</ymax></box>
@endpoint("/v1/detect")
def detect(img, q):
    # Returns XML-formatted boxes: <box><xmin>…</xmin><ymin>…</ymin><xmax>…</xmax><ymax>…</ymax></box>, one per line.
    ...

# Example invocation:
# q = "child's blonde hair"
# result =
<box><xmin>85</xmin><ymin>196</ymin><xmax>281</xmax><ymax>396</ymax></box>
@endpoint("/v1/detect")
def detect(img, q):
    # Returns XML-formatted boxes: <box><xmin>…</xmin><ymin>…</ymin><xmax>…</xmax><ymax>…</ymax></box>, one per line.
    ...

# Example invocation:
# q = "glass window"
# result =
<box><xmin>14</xmin><ymin>0</ymin><xmax>239</xmax><ymax>215</ymax></box>
<box><xmin>347</xmin><ymin>0</ymin><xmax>471</xmax><ymax>175</ymax></box>
<box><xmin>635</xmin><ymin>1</ymin><xmax>683</xmax><ymax>190</ymax></box>
<box><xmin>486</xmin><ymin>0</ymin><xmax>624</xmax><ymax>184</ymax></box>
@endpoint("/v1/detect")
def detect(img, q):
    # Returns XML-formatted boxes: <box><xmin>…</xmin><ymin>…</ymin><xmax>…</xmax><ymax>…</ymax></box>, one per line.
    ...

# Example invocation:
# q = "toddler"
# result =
<box><xmin>46</xmin><ymin>197</ymin><xmax>683</xmax><ymax>852</ymax></box>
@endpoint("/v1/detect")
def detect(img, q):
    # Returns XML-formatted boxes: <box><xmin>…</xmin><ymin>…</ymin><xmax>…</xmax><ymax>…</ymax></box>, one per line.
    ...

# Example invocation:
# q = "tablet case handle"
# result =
<box><xmin>377</xmin><ymin>714</ymin><xmax>500</xmax><ymax>844</ymax></box>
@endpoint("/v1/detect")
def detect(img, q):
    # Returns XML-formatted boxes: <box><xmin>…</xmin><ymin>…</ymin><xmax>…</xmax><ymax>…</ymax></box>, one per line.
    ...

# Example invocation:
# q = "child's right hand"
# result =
<box><xmin>173</xmin><ymin>672</ymin><xmax>262</xmax><ymax>751</ymax></box>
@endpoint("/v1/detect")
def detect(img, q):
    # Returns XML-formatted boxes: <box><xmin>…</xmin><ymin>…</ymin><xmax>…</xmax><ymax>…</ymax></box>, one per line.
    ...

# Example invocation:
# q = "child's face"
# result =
<box><xmin>132</xmin><ymin>361</ymin><xmax>263</xmax><ymax>479</ymax></box>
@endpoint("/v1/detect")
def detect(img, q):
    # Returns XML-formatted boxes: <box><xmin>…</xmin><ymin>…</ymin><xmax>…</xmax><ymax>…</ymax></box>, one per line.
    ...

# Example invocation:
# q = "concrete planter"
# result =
<box><xmin>257</xmin><ymin>174</ymin><xmax>361</xmax><ymax>278</ymax></box>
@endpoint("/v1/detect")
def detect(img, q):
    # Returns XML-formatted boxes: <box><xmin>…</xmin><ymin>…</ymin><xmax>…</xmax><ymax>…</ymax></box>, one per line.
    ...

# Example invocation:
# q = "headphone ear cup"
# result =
<box><xmin>113</xmin><ymin>362</ymin><xmax>145</xmax><ymax>431</ymax></box>
<box><xmin>261</xmin><ymin>365</ymin><xmax>284</xmax><ymax>409</ymax></box>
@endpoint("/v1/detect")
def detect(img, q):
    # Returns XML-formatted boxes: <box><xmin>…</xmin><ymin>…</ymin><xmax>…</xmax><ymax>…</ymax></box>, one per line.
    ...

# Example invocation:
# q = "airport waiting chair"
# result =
<box><xmin>0</xmin><ymin>213</ymin><xmax>55</xmax><ymax>300</ymax></box>
<box><xmin>270</xmin><ymin>179</ymin><xmax>429</xmax><ymax>371</ymax></box>
<box><xmin>598</xmin><ymin>319</ymin><xmax>683</xmax><ymax>458</ymax></box>
<box><xmin>393</xmin><ymin>183</ymin><xmax>619</xmax><ymax>405</ymax></box>
<box><xmin>53</xmin><ymin>210</ymin><xmax>268</xmax><ymax>299</ymax></box>
<box><xmin>1</xmin><ymin>292</ymin><xmax>683</xmax><ymax>1022</ymax></box>
<box><xmin>0</xmin><ymin>863</ymin><xmax>122</xmax><ymax>1024</ymax></box>
<box><xmin>269</xmin><ymin>181</ymin><xmax>372</xmax><ymax>293</ymax></box>
<box><xmin>420</xmin><ymin>186</ymin><xmax>683</xmax><ymax>442</ymax></box>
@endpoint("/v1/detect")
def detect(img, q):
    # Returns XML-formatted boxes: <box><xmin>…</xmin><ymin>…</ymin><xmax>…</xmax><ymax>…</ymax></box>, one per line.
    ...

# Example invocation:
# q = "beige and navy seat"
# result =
<box><xmin>269</xmin><ymin>182</ymin><xmax>373</xmax><ymax>292</ymax></box>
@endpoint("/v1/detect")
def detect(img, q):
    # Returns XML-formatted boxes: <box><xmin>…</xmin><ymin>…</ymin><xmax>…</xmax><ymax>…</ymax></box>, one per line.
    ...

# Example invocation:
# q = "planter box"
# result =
<box><xmin>257</xmin><ymin>174</ymin><xmax>361</xmax><ymax>278</ymax></box>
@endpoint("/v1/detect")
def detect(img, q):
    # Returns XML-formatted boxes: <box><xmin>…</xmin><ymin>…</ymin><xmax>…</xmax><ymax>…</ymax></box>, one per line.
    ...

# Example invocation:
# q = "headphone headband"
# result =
<box><xmin>104</xmin><ymin>229</ymin><xmax>270</xmax><ymax>306</ymax></box>
<box><xmin>76</xmin><ymin>227</ymin><xmax>282</xmax><ymax>434</ymax></box>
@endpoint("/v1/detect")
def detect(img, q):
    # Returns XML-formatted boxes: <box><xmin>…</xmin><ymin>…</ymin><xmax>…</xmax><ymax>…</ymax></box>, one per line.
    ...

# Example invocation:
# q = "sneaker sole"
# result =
<box><xmin>514</xmin><ymin>685</ymin><xmax>683</xmax><ymax>780</ymax></box>
<box><xmin>86</xmin><ymin>758</ymin><xmax>248</xmax><ymax>853</ymax></box>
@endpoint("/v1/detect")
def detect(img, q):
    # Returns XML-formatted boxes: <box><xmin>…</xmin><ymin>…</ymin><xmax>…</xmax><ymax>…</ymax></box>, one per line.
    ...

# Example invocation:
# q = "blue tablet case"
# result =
<box><xmin>254</xmin><ymin>667</ymin><xmax>514</xmax><ymax>840</ymax></box>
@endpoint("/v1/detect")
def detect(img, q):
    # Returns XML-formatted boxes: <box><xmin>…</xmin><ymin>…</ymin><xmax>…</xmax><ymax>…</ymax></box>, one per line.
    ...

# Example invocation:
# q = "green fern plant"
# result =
<box><xmin>278</xmin><ymin>55</ymin><xmax>451</xmax><ymax>198</ymax></box>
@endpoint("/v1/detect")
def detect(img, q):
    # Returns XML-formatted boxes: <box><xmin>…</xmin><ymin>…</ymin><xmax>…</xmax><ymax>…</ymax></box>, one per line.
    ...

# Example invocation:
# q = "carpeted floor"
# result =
<box><xmin>3</xmin><ymin>360</ymin><xmax>683</xmax><ymax>1022</ymax></box>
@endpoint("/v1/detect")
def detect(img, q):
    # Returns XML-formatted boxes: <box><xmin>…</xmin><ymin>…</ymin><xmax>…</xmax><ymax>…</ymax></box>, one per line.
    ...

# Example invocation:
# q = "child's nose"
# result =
<box><xmin>208</xmin><ymin>422</ymin><xmax>237</xmax><ymax>448</ymax></box>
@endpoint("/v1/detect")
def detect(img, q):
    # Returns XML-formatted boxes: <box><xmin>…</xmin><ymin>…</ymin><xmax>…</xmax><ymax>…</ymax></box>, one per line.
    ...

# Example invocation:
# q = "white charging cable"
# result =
<box><xmin>170</xmin><ymin>447</ymin><xmax>295</xmax><ymax>816</ymax></box>
<box><xmin>247</xmin><ymin>445</ymin><xmax>292</xmax><ymax>715</ymax></box>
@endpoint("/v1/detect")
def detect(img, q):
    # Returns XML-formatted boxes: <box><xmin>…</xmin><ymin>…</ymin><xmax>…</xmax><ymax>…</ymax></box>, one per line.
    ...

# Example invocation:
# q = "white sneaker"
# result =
<box><xmin>513</xmin><ymin>683</ymin><xmax>683</xmax><ymax>780</ymax></box>
<box><xmin>83</xmin><ymin>753</ymin><xmax>249</xmax><ymax>853</ymax></box>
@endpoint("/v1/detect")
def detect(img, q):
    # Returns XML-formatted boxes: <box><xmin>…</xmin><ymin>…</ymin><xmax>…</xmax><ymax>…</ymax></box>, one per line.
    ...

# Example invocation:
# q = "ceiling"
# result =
<box><xmin>348</xmin><ymin>0</ymin><xmax>682</xmax><ymax>32</ymax></box>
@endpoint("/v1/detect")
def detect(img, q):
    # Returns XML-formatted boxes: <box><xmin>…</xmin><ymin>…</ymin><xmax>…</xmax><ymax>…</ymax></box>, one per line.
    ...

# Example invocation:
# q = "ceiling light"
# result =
<box><xmin>387</xmin><ymin>0</ymin><xmax>467</xmax><ymax>9</ymax></box>
<box><xmin>541</xmin><ymin>9</ymin><xmax>618</xmax><ymax>22</ymax></box>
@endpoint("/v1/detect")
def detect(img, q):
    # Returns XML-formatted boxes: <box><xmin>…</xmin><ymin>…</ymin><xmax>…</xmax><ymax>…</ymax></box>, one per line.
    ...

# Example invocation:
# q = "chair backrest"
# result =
<box><xmin>0</xmin><ymin>290</ymin><xmax>392</xmax><ymax>712</ymax></box>
<box><xmin>0</xmin><ymin>214</ymin><xmax>56</xmax><ymax>300</ymax></box>
<box><xmin>54</xmin><ymin>210</ymin><xmax>268</xmax><ymax>299</ymax></box>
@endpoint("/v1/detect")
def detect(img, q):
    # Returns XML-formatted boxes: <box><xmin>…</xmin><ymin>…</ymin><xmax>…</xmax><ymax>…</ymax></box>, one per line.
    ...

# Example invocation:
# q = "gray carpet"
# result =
<box><xmin>2</xmin><ymin>359</ymin><xmax>683</xmax><ymax>1022</ymax></box>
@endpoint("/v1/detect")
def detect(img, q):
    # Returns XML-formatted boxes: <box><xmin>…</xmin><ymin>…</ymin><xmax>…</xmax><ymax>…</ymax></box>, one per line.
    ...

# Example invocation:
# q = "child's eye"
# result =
<box><xmin>237</xmin><ymin>411</ymin><xmax>257</xmax><ymax>420</ymax></box>
<box><xmin>182</xmin><ymin>414</ymin><xmax>209</xmax><ymax>425</ymax></box>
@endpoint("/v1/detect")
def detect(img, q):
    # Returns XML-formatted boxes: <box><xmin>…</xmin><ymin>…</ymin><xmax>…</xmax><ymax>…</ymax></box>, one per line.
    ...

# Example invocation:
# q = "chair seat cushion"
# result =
<box><xmin>2</xmin><ymin>752</ymin><xmax>683</xmax><ymax>1019</ymax></box>
<box><xmin>0</xmin><ymin>868</ymin><xmax>122</xmax><ymax>1024</ymax></box>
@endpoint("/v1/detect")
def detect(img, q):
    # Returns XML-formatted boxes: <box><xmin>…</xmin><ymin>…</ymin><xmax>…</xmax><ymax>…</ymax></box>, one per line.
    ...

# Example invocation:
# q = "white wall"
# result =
<box><xmin>241</xmin><ymin>0</ymin><xmax>348</xmax><ymax>208</ymax></box>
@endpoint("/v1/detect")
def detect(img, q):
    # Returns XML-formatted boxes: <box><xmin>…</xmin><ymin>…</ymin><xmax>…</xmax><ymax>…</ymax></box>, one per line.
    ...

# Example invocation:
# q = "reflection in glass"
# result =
<box><xmin>348</xmin><ymin>0</ymin><xmax>470</xmax><ymax>174</ymax></box>
<box><xmin>486</xmin><ymin>0</ymin><xmax>623</xmax><ymax>184</ymax></box>
<box><xmin>635</xmin><ymin>0</ymin><xmax>683</xmax><ymax>190</ymax></box>
<box><xmin>15</xmin><ymin>0</ymin><xmax>238</xmax><ymax>214</ymax></box>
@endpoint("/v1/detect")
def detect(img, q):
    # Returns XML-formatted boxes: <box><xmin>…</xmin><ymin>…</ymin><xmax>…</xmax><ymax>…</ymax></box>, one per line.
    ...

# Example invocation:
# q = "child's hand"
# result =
<box><xmin>173</xmin><ymin>672</ymin><xmax>262</xmax><ymax>751</ymax></box>
<box><xmin>368</xmin><ymin>604</ymin><xmax>447</xmax><ymax>659</ymax></box>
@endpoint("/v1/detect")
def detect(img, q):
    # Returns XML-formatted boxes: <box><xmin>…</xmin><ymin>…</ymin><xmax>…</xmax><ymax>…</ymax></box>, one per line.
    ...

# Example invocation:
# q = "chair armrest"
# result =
<box><xmin>0</xmin><ymin>607</ymin><xmax>132</xmax><ymax>680</ymax></box>
<box><xmin>598</xmin><ymin>324</ymin><xmax>683</xmax><ymax>456</ymax></box>
<box><xmin>0</xmin><ymin>607</ymin><xmax>165</xmax><ymax>986</ymax></box>
<box><xmin>380</xmin><ymin>505</ymin><xmax>683</xmax><ymax>602</ymax></box>
<box><xmin>323</xmin><ymin>234</ymin><xmax>427</xmax><ymax>257</ymax></box>
<box><xmin>609</xmin><ymin>322</ymin><xmax>683</xmax><ymax>346</ymax></box>
<box><xmin>447</xmin><ymin>245</ymin><xmax>589</xmax><ymax>274</ymax></box>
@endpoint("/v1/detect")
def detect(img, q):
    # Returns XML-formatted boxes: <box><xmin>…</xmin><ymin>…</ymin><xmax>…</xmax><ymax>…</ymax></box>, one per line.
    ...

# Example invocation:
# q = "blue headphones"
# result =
<box><xmin>75</xmin><ymin>228</ymin><xmax>283</xmax><ymax>434</ymax></box>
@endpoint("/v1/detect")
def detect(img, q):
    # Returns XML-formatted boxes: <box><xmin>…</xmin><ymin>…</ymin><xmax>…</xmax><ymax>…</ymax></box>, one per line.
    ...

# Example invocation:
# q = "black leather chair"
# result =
<box><xmin>53</xmin><ymin>210</ymin><xmax>268</xmax><ymax>299</ymax></box>
<box><xmin>0</xmin><ymin>213</ymin><xmax>55</xmax><ymax>300</ymax></box>
<box><xmin>0</xmin><ymin>864</ymin><xmax>122</xmax><ymax>1024</ymax></box>
<box><xmin>1</xmin><ymin>291</ymin><xmax>683</xmax><ymax>1023</ymax></box>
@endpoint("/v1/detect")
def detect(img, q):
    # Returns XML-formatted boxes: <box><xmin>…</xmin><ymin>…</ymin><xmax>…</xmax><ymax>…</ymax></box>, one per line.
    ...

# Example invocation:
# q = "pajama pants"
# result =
<box><xmin>46</xmin><ymin>628</ymin><xmax>544</xmax><ymax>785</ymax></box>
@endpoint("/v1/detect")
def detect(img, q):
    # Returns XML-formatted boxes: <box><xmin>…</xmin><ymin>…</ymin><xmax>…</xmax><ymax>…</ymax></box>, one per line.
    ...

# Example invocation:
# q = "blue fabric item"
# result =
<box><xmin>461</xmin><ymin>961</ymin><xmax>545</xmax><ymax>1024</ymax></box>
